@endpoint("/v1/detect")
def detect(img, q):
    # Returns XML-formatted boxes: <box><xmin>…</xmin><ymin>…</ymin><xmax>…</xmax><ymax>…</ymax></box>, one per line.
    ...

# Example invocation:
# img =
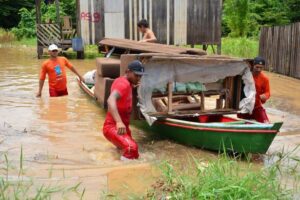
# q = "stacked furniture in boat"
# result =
<box><xmin>94</xmin><ymin>38</ymin><xmax>206</xmax><ymax>109</ymax></box>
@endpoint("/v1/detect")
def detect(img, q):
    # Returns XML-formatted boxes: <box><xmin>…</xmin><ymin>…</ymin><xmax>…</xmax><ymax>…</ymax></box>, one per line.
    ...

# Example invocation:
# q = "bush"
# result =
<box><xmin>11</xmin><ymin>8</ymin><xmax>35</xmax><ymax>39</ymax></box>
<box><xmin>11</xmin><ymin>1</ymin><xmax>72</xmax><ymax>40</ymax></box>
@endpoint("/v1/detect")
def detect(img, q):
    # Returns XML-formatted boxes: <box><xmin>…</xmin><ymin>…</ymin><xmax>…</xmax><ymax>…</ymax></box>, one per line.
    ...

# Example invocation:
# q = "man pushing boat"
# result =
<box><xmin>102</xmin><ymin>60</ymin><xmax>146</xmax><ymax>160</ymax></box>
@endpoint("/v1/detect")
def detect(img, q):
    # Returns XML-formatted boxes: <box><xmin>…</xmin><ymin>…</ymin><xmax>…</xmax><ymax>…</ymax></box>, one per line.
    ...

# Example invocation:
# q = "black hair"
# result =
<box><xmin>137</xmin><ymin>19</ymin><xmax>149</xmax><ymax>28</ymax></box>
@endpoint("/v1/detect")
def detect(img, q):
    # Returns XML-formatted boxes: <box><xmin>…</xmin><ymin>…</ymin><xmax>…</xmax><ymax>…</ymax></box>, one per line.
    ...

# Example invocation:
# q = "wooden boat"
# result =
<box><xmin>78</xmin><ymin>77</ymin><xmax>282</xmax><ymax>154</ymax></box>
<box><xmin>78</xmin><ymin>40</ymin><xmax>283</xmax><ymax>154</ymax></box>
<box><xmin>151</xmin><ymin>116</ymin><xmax>282</xmax><ymax>153</ymax></box>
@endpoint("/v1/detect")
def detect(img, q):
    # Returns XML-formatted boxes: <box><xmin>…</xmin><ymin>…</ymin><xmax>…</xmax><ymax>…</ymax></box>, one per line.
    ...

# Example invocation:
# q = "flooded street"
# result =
<box><xmin>0</xmin><ymin>47</ymin><xmax>299</xmax><ymax>198</ymax></box>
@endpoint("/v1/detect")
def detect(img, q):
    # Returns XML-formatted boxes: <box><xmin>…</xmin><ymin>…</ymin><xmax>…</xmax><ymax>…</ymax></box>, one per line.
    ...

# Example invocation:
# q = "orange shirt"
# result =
<box><xmin>253</xmin><ymin>72</ymin><xmax>270</xmax><ymax>108</ymax></box>
<box><xmin>39</xmin><ymin>57</ymin><xmax>73</xmax><ymax>91</ymax></box>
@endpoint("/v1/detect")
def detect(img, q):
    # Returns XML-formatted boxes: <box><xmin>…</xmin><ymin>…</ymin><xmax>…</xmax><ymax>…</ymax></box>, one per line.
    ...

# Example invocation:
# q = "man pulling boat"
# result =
<box><xmin>102</xmin><ymin>60</ymin><xmax>146</xmax><ymax>160</ymax></box>
<box><xmin>238</xmin><ymin>57</ymin><xmax>270</xmax><ymax>123</ymax></box>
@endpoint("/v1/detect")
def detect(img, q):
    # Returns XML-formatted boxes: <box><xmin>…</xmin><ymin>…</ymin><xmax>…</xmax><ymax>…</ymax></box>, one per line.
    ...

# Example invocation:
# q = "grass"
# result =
<box><xmin>0</xmin><ymin>148</ymin><xmax>85</xmax><ymax>199</ymax></box>
<box><xmin>141</xmin><ymin>152</ymin><xmax>300</xmax><ymax>200</ymax></box>
<box><xmin>64</xmin><ymin>44</ymin><xmax>104</xmax><ymax>59</ymax></box>
<box><xmin>190</xmin><ymin>37</ymin><xmax>259</xmax><ymax>59</ymax></box>
<box><xmin>0</xmin><ymin>29</ymin><xmax>258</xmax><ymax>59</ymax></box>
<box><xmin>0</xmin><ymin>28</ymin><xmax>16</xmax><ymax>44</ymax></box>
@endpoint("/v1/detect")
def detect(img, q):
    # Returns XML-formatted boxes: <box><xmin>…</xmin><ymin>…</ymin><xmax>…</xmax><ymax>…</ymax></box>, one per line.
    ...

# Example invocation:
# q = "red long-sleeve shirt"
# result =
<box><xmin>253</xmin><ymin>72</ymin><xmax>270</xmax><ymax>108</ymax></box>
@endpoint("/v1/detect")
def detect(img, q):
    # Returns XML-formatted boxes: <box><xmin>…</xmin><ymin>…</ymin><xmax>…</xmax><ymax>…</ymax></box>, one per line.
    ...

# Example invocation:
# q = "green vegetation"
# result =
<box><xmin>0</xmin><ymin>148</ymin><xmax>85</xmax><ymax>199</ymax></box>
<box><xmin>143</xmin><ymin>153</ymin><xmax>299</xmax><ymax>200</ymax></box>
<box><xmin>222</xmin><ymin>0</ymin><xmax>300</xmax><ymax>37</ymax></box>
<box><xmin>214</xmin><ymin>37</ymin><xmax>258</xmax><ymax>58</ymax></box>
<box><xmin>190</xmin><ymin>37</ymin><xmax>258</xmax><ymax>58</ymax></box>
<box><xmin>64</xmin><ymin>45</ymin><xmax>104</xmax><ymax>59</ymax></box>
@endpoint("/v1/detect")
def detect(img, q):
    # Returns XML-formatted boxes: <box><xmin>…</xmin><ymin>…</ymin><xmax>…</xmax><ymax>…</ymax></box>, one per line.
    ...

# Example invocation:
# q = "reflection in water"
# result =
<box><xmin>0</xmin><ymin>47</ymin><xmax>299</xmax><ymax>198</ymax></box>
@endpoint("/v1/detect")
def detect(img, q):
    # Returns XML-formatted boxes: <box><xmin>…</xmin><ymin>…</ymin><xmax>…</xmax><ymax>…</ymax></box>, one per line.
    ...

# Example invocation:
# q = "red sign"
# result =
<box><xmin>80</xmin><ymin>12</ymin><xmax>101</xmax><ymax>23</ymax></box>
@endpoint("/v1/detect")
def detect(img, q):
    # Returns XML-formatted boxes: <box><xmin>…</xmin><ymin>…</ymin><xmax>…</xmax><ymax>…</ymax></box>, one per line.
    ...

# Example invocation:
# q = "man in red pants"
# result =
<box><xmin>103</xmin><ymin>60</ymin><xmax>146</xmax><ymax>160</ymax></box>
<box><xmin>238</xmin><ymin>57</ymin><xmax>270</xmax><ymax>123</ymax></box>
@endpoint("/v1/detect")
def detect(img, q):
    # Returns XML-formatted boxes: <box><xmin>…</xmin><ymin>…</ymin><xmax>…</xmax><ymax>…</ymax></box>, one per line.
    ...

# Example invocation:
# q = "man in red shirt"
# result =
<box><xmin>36</xmin><ymin>44</ymin><xmax>84</xmax><ymax>97</ymax></box>
<box><xmin>238</xmin><ymin>57</ymin><xmax>270</xmax><ymax>123</ymax></box>
<box><xmin>103</xmin><ymin>60</ymin><xmax>146</xmax><ymax>160</ymax></box>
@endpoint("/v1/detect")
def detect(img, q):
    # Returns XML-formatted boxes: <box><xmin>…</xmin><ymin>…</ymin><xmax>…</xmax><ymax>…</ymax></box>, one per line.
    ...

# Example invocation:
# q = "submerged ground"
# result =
<box><xmin>0</xmin><ymin>47</ymin><xmax>299</xmax><ymax>199</ymax></box>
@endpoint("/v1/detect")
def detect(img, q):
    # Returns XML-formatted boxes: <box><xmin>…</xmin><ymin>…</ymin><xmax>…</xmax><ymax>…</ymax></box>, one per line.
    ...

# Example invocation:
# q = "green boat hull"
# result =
<box><xmin>151</xmin><ymin>119</ymin><xmax>283</xmax><ymax>154</ymax></box>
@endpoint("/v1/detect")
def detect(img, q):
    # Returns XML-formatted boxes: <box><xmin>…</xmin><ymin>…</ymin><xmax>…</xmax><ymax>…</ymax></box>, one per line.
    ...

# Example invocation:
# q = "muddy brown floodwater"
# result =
<box><xmin>0</xmin><ymin>47</ymin><xmax>299</xmax><ymax>199</ymax></box>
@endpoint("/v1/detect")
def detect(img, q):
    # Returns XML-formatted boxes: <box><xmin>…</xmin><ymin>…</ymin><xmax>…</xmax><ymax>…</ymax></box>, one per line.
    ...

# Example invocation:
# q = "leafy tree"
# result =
<box><xmin>11</xmin><ymin>1</ymin><xmax>74</xmax><ymax>40</ymax></box>
<box><xmin>223</xmin><ymin>0</ymin><xmax>253</xmax><ymax>37</ymax></box>
<box><xmin>250</xmin><ymin>0</ymin><xmax>290</xmax><ymax>26</ymax></box>
<box><xmin>0</xmin><ymin>0</ymin><xmax>34</xmax><ymax>29</ymax></box>
<box><xmin>286</xmin><ymin>0</ymin><xmax>300</xmax><ymax>23</ymax></box>
<box><xmin>11</xmin><ymin>8</ymin><xmax>36</xmax><ymax>39</ymax></box>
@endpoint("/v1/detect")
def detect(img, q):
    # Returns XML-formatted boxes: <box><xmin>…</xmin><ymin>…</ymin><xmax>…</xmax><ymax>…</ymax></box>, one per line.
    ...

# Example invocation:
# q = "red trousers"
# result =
<box><xmin>237</xmin><ymin>106</ymin><xmax>270</xmax><ymax>123</ymax></box>
<box><xmin>103</xmin><ymin>125</ymin><xmax>139</xmax><ymax>159</ymax></box>
<box><xmin>49</xmin><ymin>88</ymin><xmax>68</xmax><ymax>97</ymax></box>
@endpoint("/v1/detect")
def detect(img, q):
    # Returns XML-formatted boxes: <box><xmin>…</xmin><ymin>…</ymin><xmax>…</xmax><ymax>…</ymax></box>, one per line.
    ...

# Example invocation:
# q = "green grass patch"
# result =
<box><xmin>220</xmin><ymin>37</ymin><xmax>259</xmax><ymax>58</ymax></box>
<box><xmin>190</xmin><ymin>37</ymin><xmax>259</xmax><ymax>59</ymax></box>
<box><xmin>63</xmin><ymin>44</ymin><xmax>104</xmax><ymax>59</ymax></box>
<box><xmin>142</xmin><ymin>154</ymin><xmax>298</xmax><ymax>200</ymax></box>
<box><xmin>12</xmin><ymin>37</ymin><xmax>37</xmax><ymax>47</ymax></box>
<box><xmin>0</xmin><ymin>148</ymin><xmax>85</xmax><ymax>199</ymax></box>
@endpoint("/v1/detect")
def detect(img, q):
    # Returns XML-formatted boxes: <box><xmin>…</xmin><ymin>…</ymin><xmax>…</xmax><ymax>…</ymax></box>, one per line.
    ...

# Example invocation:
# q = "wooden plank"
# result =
<box><xmin>167</xmin><ymin>82</ymin><xmax>173</xmax><ymax>113</ymax></box>
<box><xmin>174</xmin><ymin>0</ymin><xmax>187</xmax><ymax>45</ymax></box>
<box><xmin>104</xmin><ymin>0</ymin><xmax>124</xmax><ymax>12</ymax></box>
<box><xmin>104</xmin><ymin>13</ymin><xmax>125</xmax><ymax>39</ymax></box>
<box><xmin>94</xmin><ymin>0</ymin><xmax>105</xmax><ymax>43</ymax></box>
<box><xmin>152</xmin><ymin>0</ymin><xmax>167</xmax><ymax>44</ymax></box>
<box><xmin>99</xmin><ymin>38</ymin><xmax>207</xmax><ymax>54</ymax></box>
<box><xmin>200</xmin><ymin>91</ymin><xmax>205</xmax><ymax>111</ymax></box>
<box><xmin>259</xmin><ymin>22</ymin><xmax>300</xmax><ymax>78</ymax></box>
<box><xmin>148</xmin><ymin>108</ymin><xmax>237</xmax><ymax>118</ymax></box>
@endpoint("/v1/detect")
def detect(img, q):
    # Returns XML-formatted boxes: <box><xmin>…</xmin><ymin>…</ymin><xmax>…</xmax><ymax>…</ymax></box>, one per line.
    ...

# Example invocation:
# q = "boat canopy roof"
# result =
<box><xmin>99</xmin><ymin>38</ymin><xmax>207</xmax><ymax>55</ymax></box>
<box><xmin>135</xmin><ymin>54</ymin><xmax>256</xmax><ymax>125</ymax></box>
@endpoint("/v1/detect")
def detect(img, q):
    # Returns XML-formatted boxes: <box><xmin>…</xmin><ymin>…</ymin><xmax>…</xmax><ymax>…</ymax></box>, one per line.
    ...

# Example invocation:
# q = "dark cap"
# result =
<box><xmin>253</xmin><ymin>57</ymin><xmax>265</xmax><ymax>65</ymax></box>
<box><xmin>128</xmin><ymin>60</ymin><xmax>147</xmax><ymax>75</ymax></box>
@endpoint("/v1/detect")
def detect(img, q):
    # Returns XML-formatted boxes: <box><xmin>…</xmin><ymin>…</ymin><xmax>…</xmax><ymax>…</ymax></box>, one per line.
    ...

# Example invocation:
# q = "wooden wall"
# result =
<box><xmin>78</xmin><ymin>0</ymin><xmax>222</xmax><ymax>46</ymax></box>
<box><xmin>259</xmin><ymin>23</ymin><xmax>300</xmax><ymax>78</ymax></box>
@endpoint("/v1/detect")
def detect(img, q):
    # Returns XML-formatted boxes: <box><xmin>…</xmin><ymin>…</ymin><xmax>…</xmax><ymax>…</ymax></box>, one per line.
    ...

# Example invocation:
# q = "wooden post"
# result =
<box><xmin>217</xmin><ymin>43</ymin><xmax>221</xmax><ymax>55</ymax></box>
<box><xmin>76</xmin><ymin>0</ymin><xmax>81</xmax><ymax>38</ymax></box>
<box><xmin>234</xmin><ymin>76</ymin><xmax>242</xmax><ymax>110</ymax></box>
<box><xmin>35</xmin><ymin>0</ymin><xmax>41</xmax><ymax>24</ymax></box>
<box><xmin>167</xmin><ymin>82</ymin><xmax>173</xmax><ymax>114</ymax></box>
<box><xmin>200</xmin><ymin>91</ymin><xmax>205</xmax><ymax>111</ymax></box>
<box><xmin>35</xmin><ymin>0</ymin><xmax>42</xmax><ymax>58</ymax></box>
<box><xmin>55</xmin><ymin>0</ymin><xmax>60</xmax><ymax>24</ymax></box>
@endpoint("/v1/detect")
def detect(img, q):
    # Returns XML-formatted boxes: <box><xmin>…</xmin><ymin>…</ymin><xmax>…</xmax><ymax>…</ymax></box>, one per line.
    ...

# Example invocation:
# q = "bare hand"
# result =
<box><xmin>133</xmin><ymin>81</ymin><xmax>140</xmax><ymax>88</ymax></box>
<box><xmin>116</xmin><ymin>121</ymin><xmax>126</xmax><ymax>135</ymax></box>
<box><xmin>79</xmin><ymin>76</ymin><xmax>84</xmax><ymax>83</ymax></box>
<box><xmin>36</xmin><ymin>91</ymin><xmax>41</xmax><ymax>98</ymax></box>
<box><xmin>260</xmin><ymin>94</ymin><xmax>267</xmax><ymax>102</ymax></box>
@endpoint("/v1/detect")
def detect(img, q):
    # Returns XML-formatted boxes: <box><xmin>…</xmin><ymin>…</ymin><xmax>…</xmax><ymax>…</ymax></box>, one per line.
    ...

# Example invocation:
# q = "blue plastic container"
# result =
<box><xmin>72</xmin><ymin>37</ymin><xmax>84</xmax><ymax>51</ymax></box>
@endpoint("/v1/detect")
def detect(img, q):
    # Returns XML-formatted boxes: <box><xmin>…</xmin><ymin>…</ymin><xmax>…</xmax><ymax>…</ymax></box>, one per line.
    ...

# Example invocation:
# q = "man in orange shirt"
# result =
<box><xmin>36</xmin><ymin>44</ymin><xmax>84</xmax><ymax>97</ymax></box>
<box><xmin>238</xmin><ymin>57</ymin><xmax>270</xmax><ymax>123</ymax></box>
